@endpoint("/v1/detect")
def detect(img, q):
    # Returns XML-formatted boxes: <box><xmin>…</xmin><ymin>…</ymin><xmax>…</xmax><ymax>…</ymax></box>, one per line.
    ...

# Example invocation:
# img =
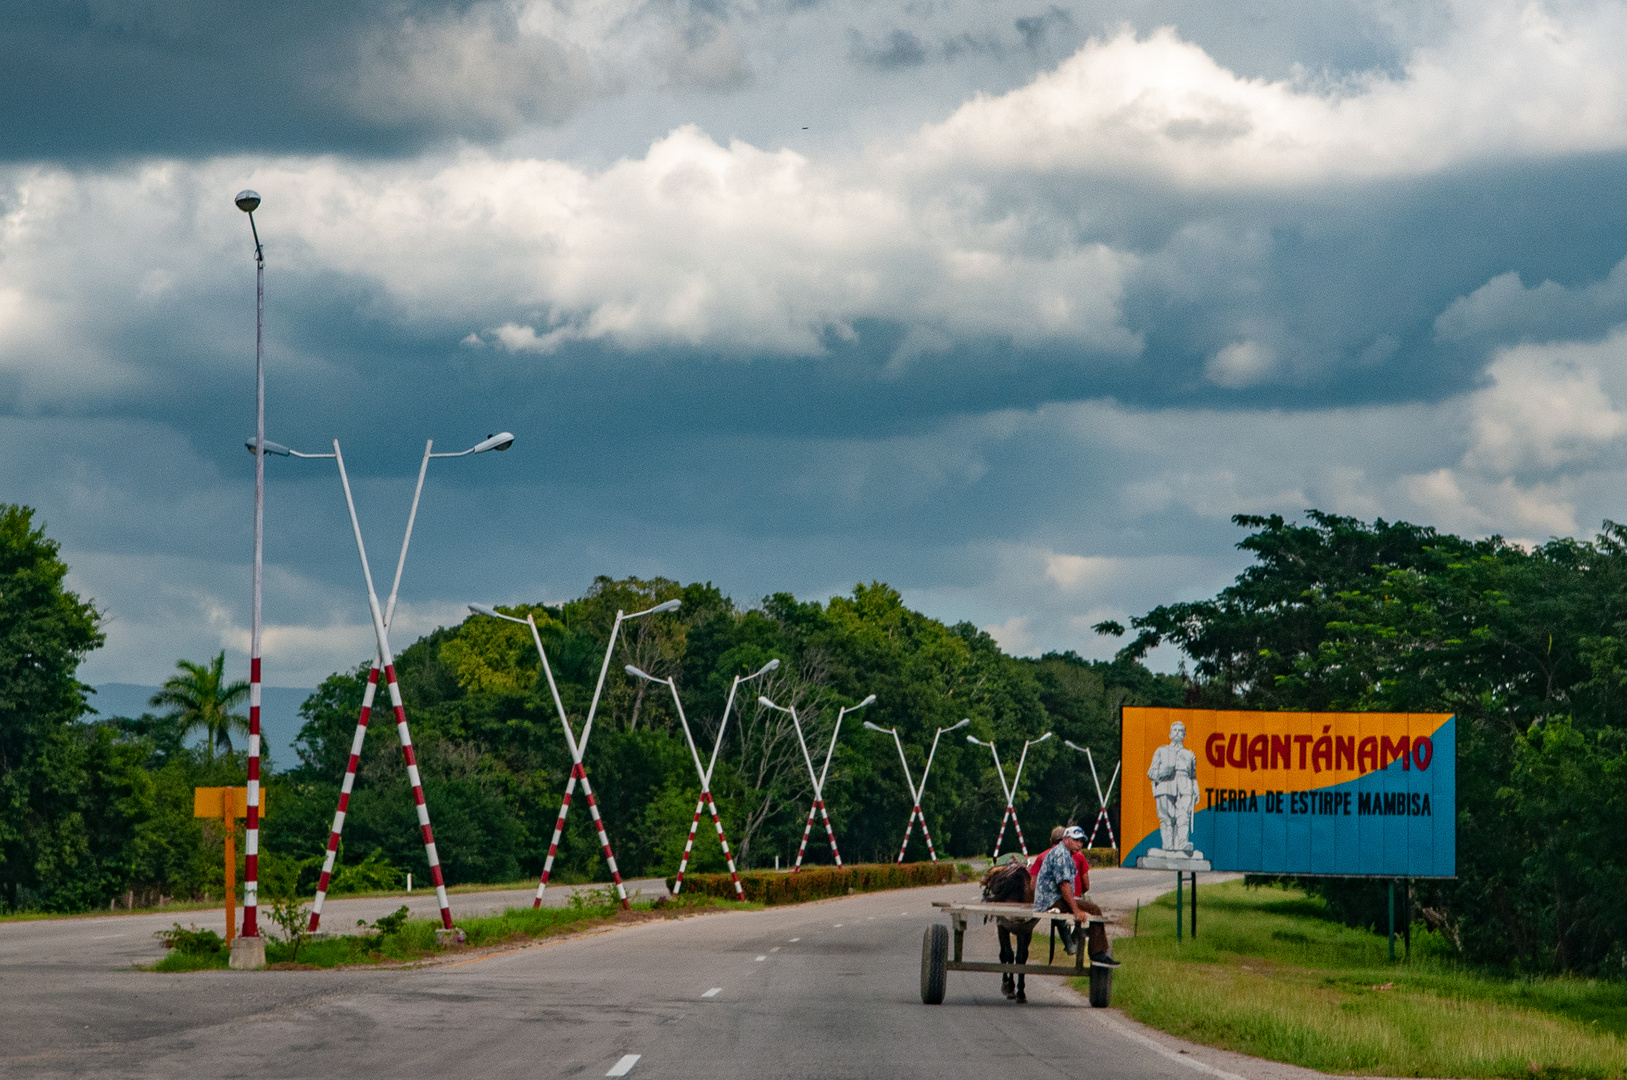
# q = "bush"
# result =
<box><xmin>1085</xmin><ymin>847</ymin><xmax>1117</xmax><ymax>868</ymax></box>
<box><xmin>155</xmin><ymin>923</ymin><xmax>224</xmax><ymax>955</ymax></box>
<box><xmin>670</xmin><ymin>861</ymin><xmax>959</xmax><ymax>904</ymax></box>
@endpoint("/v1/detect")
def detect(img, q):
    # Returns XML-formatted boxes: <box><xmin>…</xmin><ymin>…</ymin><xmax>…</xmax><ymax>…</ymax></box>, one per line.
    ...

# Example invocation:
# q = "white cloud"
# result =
<box><xmin>1206</xmin><ymin>339</ymin><xmax>1279</xmax><ymax>388</ymax></box>
<box><xmin>1464</xmin><ymin>332</ymin><xmax>1627</xmax><ymax>474</ymax></box>
<box><xmin>913</xmin><ymin>4</ymin><xmax>1627</xmax><ymax>186</ymax></box>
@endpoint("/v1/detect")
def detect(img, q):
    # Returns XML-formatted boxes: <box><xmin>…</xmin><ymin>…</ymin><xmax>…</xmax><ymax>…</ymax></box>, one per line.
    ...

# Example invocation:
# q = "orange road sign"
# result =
<box><xmin>193</xmin><ymin>787</ymin><xmax>267</xmax><ymax>943</ymax></box>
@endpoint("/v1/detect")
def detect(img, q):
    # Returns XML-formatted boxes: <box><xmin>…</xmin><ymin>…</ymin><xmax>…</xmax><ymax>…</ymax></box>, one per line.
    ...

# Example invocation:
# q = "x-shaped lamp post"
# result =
<box><xmin>626</xmin><ymin>659</ymin><xmax>777</xmax><ymax>898</ymax></box>
<box><xmin>863</xmin><ymin>717</ymin><xmax>969</xmax><ymax>863</ymax></box>
<box><xmin>1064</xmin><ymin>739</ymin><xmax>1120</xmax><ymax>849</ymax></box>
<box><xmin>969</xmin><ymin>731</ymin><xmax>1052</xmax><ymax>859</ymax></box>
<box><xmin>760</xmin><ymin>693</ymin><xmax>875</xmax><ymax>871</ymax></box>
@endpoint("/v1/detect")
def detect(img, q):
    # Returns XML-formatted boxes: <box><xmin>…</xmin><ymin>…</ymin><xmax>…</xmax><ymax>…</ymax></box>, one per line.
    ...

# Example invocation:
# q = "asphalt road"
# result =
<box><xmin>2</xmin><ymin>869</ymin><xmax>1239</xmax><ymax>1079</ymax></box>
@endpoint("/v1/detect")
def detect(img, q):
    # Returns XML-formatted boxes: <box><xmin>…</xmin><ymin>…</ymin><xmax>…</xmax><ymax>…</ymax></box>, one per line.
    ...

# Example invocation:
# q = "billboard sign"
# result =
<box><xmin>1120</xmin><ymin>707</ymin><xmax>1454</xmax><ymax>877</ymax></box>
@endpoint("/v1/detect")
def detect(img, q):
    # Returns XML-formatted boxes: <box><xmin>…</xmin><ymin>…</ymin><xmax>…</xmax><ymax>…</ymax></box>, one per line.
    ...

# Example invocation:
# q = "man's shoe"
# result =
<box><xmin>1090</xmin><ymin>952</ymin><xmax>1122</xmax><ymax>968</ymax></box>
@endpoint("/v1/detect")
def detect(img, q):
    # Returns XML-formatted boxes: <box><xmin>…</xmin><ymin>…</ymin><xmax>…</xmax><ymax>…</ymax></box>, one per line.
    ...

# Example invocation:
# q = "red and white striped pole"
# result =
<box><xmin>816</xmin><ymin>799</ymin><xmax>843</xmax><ymax>866</ymax></box>
<box><xmin>791</xmin><ymin>805</ymin><xmax>818</xmax><ymax>873</ymax></box>
<box><xmin>334</xmin><ymin>441</ymin><xmax>455</xmax><ymax>929</ymax></box>
<box><xmin>672</xmin><ymin>796</ymin><xmax>707</xmax><ymax>892</ymax></box>
<box><xmin>240</xmin><ymin>191</ymin><xmax>265</xmax><ymax>942</ymax></box>
<box><xmin>309</xmin><ymin>664</ymin><xmax>379</xmax><ymax>930</ymax></box>
<box><xmin>763</xmin><ymin>693</ymin><xmax>872</xmax><ymax>872</ymax></box>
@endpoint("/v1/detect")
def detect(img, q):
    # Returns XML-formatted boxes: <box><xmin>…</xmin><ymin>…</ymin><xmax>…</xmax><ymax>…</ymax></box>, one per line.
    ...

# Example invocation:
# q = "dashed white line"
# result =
<box><xmin>770</xmin><ymin>946</ymin><xmax>780</xmax><ymax>952</ymax></box>
<box><xmin>833</xmin><ymin>923</ymin><xmax>843</xmax><ymax>927</ymax></box>
<box><xmin>607</xmin><ymin>1054</ymin><xmax>641</xmax><ymax>1076</ymax></box>
<box><xmin>754</xmin><ymin>955</ymin><xmax>766</xmax><ymax>961</ymax></box>
<box><xmin>90</xmin><ymin>934</ymin><xmax>126</xmax><ymax>940</ymax></box>
<box><xmin>788</xmin><ymin>937</ymin><xmax>799</xmax><ymax>942</ymax></box>
<box><xmin>702</xmin><ymin>988</ymin><xmax>722</xmax><ymax>998</ymax></box>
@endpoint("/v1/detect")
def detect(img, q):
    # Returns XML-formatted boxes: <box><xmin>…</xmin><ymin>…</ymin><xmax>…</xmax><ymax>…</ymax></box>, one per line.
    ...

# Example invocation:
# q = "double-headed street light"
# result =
<box><xmin>1064</xmin><ymin>739</ymin><xmax>1120</xmax><ymax>849</ymax></box>
<box><xmin>969</xmin><ymin>731</ymin><xmax>1052</xmax><ymax>858</ymax></box>
<box><xmin>863</xmin><ymin>717</ymin><xmax>969</xmax><ymax>863</ymax></box>
<box><xmin>472</xmin><ymin>597</ymin><xmax>680</xmax><ymax>908</ymax></box>
<box><xmin>759</xmin><ymin>692</ymin><xmax>875</xmax><ymax>871</ymax></box>
<box><xmin>625</xmin><ymin>660</ymin><xmax>777</xmax><ymax>898</ymax></box>
<box><xmin>245</xmin><ymin>433</ymin><xmax>512</xmax><ymax>932</ymax></box>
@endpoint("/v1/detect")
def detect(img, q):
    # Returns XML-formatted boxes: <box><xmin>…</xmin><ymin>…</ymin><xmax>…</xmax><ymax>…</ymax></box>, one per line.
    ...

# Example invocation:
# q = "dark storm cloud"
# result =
<box><xmin>0</xmin><ymin>0</ymin><xmax>600</xmax><ymax>162</ymax></box>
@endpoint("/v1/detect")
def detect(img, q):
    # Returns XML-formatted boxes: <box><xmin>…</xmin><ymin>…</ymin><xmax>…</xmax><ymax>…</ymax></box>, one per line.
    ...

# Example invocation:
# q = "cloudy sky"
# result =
<box><xmin>8</xmin><ymin>0</ymin><xmax>1627</xmax><ymax>693</ymax></box>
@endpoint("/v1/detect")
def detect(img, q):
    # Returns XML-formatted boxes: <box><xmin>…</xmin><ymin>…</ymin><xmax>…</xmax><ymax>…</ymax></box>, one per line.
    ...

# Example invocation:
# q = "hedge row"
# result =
<box><xmin>669</xmin><ymin>861</ymin><xmax>963</xmax><ymax>904</ymax></box>
<box><xmin>1085</xmin><ymin>847</ymin><xmax>1119</xmax><ymax>868</ymax></box>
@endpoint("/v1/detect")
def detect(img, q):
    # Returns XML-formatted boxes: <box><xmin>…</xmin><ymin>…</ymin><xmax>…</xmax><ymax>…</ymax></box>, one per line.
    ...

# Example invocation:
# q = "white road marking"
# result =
<box><xmin>770</xmin><ymin>946</ymin><xmax>780</xmax><ymax>952</ymax></box>
<box><xmin>788</xmin><ymin>937</ymin><xmax>799</xmax><ymax>942</ymax></box>
<box><xmin>702</xmin><ymin>988</ymin><xmax>722</xmax><ymax>998</ymax></box>
<box><xmin>90</xmin><ymin>934</ymin><xmax>126</xmax><ymax>940</ymax></box>
<box><xmin>606</xmin><ymin>1054</ymin><xmax>641</xmax><ymax>1076</ymax></box>
<box><xmin>833</xmin><ymin>923</ymin><xmax>842</xmax><ymax>927</ymax></box>
<box><xmin>754</xmin><ymin>955</ymin><xmax>766</xmax><ymax>961</ymax></box>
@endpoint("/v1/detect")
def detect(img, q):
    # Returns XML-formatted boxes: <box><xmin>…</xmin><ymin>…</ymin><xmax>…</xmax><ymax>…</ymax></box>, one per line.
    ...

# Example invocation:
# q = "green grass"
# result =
<box><xmin>1090</xmin><ymin>881</ymin><xmax>1627</xmax><ymax>1079</ymax></box>
<box><xmin>149</xmin><ymin>891</ymin><xmax>755</xmax><ymax>973</ymax></box>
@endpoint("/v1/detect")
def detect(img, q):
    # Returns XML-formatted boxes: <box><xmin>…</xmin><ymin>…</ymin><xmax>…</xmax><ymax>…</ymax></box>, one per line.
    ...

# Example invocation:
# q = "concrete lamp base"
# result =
<box><xmin>435</xmin><ymin>928</ymin><xmax>467</xmax><ymax>947</ymax></box>
<box><xmin>229</xmin><ymin>935</ymin><xmax>267</xmax><ymax>970</ymax></box>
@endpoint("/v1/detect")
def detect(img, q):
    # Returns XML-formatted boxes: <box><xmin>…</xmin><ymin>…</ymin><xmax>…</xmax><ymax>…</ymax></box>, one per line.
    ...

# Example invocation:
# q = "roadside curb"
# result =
<box><xmin>1065</xmin><ymin>990</ymin><xmax>1453</xmax><ymax>1080</ymax></box>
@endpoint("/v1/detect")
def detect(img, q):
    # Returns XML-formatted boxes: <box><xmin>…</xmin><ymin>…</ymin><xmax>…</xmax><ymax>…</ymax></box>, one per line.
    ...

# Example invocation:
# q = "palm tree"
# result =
<box><xmin>149</xmin><ymin>651</ymin><xmax>250</xmax><ymax>764</ymax></box>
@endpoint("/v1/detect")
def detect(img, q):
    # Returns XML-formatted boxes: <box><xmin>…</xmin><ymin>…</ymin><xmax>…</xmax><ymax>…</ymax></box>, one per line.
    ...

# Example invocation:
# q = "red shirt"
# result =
<box><xmin>1030</xmin><ymin>846</ymin><xmax>1090</xmax><ymax>896</ymax></box>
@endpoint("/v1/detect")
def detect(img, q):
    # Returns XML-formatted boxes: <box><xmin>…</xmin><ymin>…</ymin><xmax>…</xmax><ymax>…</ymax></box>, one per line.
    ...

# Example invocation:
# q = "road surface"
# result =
<box><xmin>1</xmin><ymin>869</ymin><xmax>1241</xmax><ymax>1079</ymax></box>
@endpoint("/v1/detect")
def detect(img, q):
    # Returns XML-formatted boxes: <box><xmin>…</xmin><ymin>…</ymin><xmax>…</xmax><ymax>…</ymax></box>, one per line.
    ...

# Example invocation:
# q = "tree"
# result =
<box><xmin>0</xmin><ymin>505</ymin><xmax>104</xmax><ymax>911</ymax></box>
<box><xmin>149</xmin><ymin>652</ymin><xmax>249</xmax><ymax>764</ymax></box>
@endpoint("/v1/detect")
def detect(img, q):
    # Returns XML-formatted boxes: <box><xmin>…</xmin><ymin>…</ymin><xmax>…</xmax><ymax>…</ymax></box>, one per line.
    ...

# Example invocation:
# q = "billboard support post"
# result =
<box><xmin>1190</xmin><ymin>872</ymin><xmax>1197</xmax><ymax>938</ymax></box>
<box><xmin>1175</xmin><ymin>872</ymin><xmax>1182</xmax><ymax>942</ymax></box>
<box><xmin>1388</xmin><ymin>879</ymin><xmax>1396</xmax><ymax>961</ymax></box>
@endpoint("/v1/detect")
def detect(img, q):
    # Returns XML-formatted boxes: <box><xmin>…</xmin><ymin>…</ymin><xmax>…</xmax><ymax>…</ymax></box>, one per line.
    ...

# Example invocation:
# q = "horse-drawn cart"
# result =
<box><xmin>921</xmin><ymin>901</ymin><xmax>1114</xmax><ymax>1007</ymax></box>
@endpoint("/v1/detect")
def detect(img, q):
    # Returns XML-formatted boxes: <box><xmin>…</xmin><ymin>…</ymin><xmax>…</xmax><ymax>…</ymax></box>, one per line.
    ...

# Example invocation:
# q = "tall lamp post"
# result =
<box><xmin>863</xmin><ymin>717</ymin><xmax>968</xmax><ymax>863</ymax></box>
<box><xmin>625</xmin><ymin>662</ymin><xmax>776</xmax><ymax>898</ymax></box>
<box><xmin>969</xmin><ymin>731</ymin><xmax>1052</xmax><ymax>858</ymax></box>
<box><xmin>233</xmin><ymin>190</ymin><xmax>267</xmax><ymax>964</ymax></box>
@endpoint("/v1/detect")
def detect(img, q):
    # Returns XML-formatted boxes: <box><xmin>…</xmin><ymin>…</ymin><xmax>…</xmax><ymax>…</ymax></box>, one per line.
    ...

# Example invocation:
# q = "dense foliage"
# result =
<box><xmin>1108</xmin><ymin>511</ymin><xmax>1627</xmax><ymax>975</ymax></box>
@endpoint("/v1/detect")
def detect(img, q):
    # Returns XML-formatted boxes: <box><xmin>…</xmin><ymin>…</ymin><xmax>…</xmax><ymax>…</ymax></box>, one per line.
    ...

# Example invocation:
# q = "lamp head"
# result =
<box><xmin>650</xmin><ymin>599</ymin><xmax>682</xmax><ymax>614</ymax></box>
<box><xmin>469</xmin><ymin>604</ymin><xmax>499</xmax><ymax>618</ymax></box>
<box><xmin>947</xmin><ymin>718</ymin><xmax>971</xmax><ymax>732</ymax></box>
<box><xmin>966</xmin><ymin>734</ymin><xmax>983</xmax><ymax>746</ymax></box>
<box><xmin>754</xmin><ymin>658</ymin><xmax>781</xmax><ymax>677</ymax></box>
<box><xmin>235</xmin><ymin>190</ymin><xmax>261</xmax><ymax>213</ymax></box>
<box><xmin>625</xmin><ymin>664</ymin><xmax>655</xmax><ymax>682</ymax></box>
<box><xmin>245</xmin><ymin>438</ymin><xmax>291</xmax><ymax>456</ymax></box>
<box><xmin>757</xmin><ymin>695</ymin><xmax>778</xmax><ymax>710</ymax></box>
<box><xmin>857</xmin><ymin>694</ymin><xmax>877</xmax><ymax>708</ymax></box>
<box><xmin>471</xmin><ymin>432</ymin><xmax>515</xmax><ymax>454</ymax></box>
<box><xmin>1032</xmin><ymin>732</ymin><xmax>1054</xmax><ymax>745</ymax></box>
<box><xmin>862</xmin><ymin>720</ymin><xmax>887</xmax><ymax>733</ymax></box>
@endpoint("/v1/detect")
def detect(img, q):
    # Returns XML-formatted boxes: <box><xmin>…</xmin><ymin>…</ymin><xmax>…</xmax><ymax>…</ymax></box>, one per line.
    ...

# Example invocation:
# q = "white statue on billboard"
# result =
<box><xmin>1137</xmin><ymin>720</ymin><xmax>1208</xmax><ymax>869</ymax></box>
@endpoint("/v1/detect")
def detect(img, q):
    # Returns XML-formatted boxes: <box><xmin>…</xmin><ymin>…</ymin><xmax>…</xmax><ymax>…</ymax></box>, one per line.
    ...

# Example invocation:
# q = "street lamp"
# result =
<box><xmin>477</xmin><ymin>596</ymin><xmax>680</xmax><ymax>908</ymax></box>
<box><xmin>266</xmin><ymin>433</ymin><xmax>512</xmax><ymax>933</ymax></box>
<box><xmin>863</xmin><ymin>717</ymin><xmax>968</xmax><ymax>863</ymax></box>
<box><xmin>625</xmin><ymin>660</ymin><xmax>777</xmax><ymax>897</ymax></box>
<box><xmin>1063</xmin><ymin>739</ymin><xmax>1119</xmax><ymax>849</ymax></box>
<box><xmin>233</xmin><ymin>190</ymin><xmax>268</xmax><ymax>958</ymax></box>
<box><xmin>759</xmin><ymin>692</ymin><xmax>875</xmax><ymax>871</ymax></box>
<box><xmin>968</xmin><ymin>731</ymin><xmax>1052</xmax><ymax>858</ymax></box>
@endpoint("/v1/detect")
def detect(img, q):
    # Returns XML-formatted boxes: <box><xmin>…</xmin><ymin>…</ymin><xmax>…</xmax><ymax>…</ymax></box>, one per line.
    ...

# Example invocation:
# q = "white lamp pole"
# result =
<box><xmin>864</xmin><ymin>717</ymin><xmax>968</xmax><ymax>862</ymax></box>
<box><xmin>1064</xmin><ymin>739</ymin><xmax>1120</xmax><ymax>848</ymax></box>
<box><xmin>626</xmin><ymin>661</ymin><xmax>776</xmax><ymax>897</ymax></box>
<box><xmin>233</xmin><ymin>190</ymin><xmax>266</xmax><ymax>944</ymax></box>
<box><xmin>472</xmin><ymin>598</ymin><xmax>680</xmax><ymax>908</ymax></box>
<box><xmin>970</xmin><ymin>731</ymin><xmax>1052</xmax><ymax>858</ymax></box>
<box><xmin>760</xmin><ymin>693</ymin><xmax>874</xmax><ymax>871</ymax></box>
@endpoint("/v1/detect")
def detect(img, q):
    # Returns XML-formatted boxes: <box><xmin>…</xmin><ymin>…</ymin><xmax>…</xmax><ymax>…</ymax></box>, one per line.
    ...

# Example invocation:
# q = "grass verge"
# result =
<box><xmin>151</xmin><ymin>890</ymin><xmax>753</xmax><ymax>973</ymax></box>
<box><xmin>1087</xmin><ymin>880</ymin><xmax>1627</xmax><ymax>1079</ymax></box>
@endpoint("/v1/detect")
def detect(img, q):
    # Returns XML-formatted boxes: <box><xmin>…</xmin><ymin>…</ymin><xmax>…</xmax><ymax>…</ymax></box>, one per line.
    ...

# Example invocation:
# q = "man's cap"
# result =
<box><xmin>1061</xmin><ymin>825</ymin><xmax>1087</xmax><ymax>841</ymax></box>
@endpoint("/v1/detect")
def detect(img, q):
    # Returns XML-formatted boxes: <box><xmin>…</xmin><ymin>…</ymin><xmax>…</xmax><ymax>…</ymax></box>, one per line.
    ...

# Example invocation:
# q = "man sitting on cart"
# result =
<box><xmin>1031</xmin><ymin>825</ymin><xmax>1117</xmax><ymax>967</ymax></box>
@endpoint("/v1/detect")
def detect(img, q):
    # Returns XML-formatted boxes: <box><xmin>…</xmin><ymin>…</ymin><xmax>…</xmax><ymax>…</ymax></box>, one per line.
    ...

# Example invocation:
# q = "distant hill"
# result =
<box><xmin>88</xmin><ymin>683</ymin><xmax>311</xmax><ymax>768</ymax></box>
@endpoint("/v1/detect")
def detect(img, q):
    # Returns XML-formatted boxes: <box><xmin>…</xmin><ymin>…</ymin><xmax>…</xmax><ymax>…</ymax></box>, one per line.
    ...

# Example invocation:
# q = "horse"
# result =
<box><xmin>981</xmin><ymin>858</ymin><xmax>1040</xmax><ymax>1003</ymax></box>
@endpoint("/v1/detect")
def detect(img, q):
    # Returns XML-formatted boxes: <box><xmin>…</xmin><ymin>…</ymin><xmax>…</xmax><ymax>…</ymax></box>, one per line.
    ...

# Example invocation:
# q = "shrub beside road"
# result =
<box><xmin>670</xmin><ymin>861</ymin><xmax>966</xmax><ymax>904</ymax></box>
<box><xmin>1099</xmin><ymin>881</ymin><xmax>1627</xmax><ymax>1079</ymax></box>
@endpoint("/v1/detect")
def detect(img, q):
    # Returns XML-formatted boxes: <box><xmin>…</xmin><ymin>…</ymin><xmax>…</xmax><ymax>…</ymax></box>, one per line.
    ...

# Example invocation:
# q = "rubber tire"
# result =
<box><xmin>1088</xmin><ymin>962</ymin><xmax>1114</xmax><ymax>1008</ymax></box>
<box><xmin>921</xmin><ymin>924</ymin><xmax>948</xmax><ymax>1004</ymax></box>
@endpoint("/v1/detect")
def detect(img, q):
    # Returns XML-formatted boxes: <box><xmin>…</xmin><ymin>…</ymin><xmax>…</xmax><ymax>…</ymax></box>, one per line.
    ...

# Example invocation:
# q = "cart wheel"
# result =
<box><xmin>1088</xmin><ymin>962</ymin><xmax>1114</xmax><ymax>1008</ymax></box>
<box><xmin>920</xmin><ymin>924</ymin><xmax>948</xmax><ymax>1004</ymax></box>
